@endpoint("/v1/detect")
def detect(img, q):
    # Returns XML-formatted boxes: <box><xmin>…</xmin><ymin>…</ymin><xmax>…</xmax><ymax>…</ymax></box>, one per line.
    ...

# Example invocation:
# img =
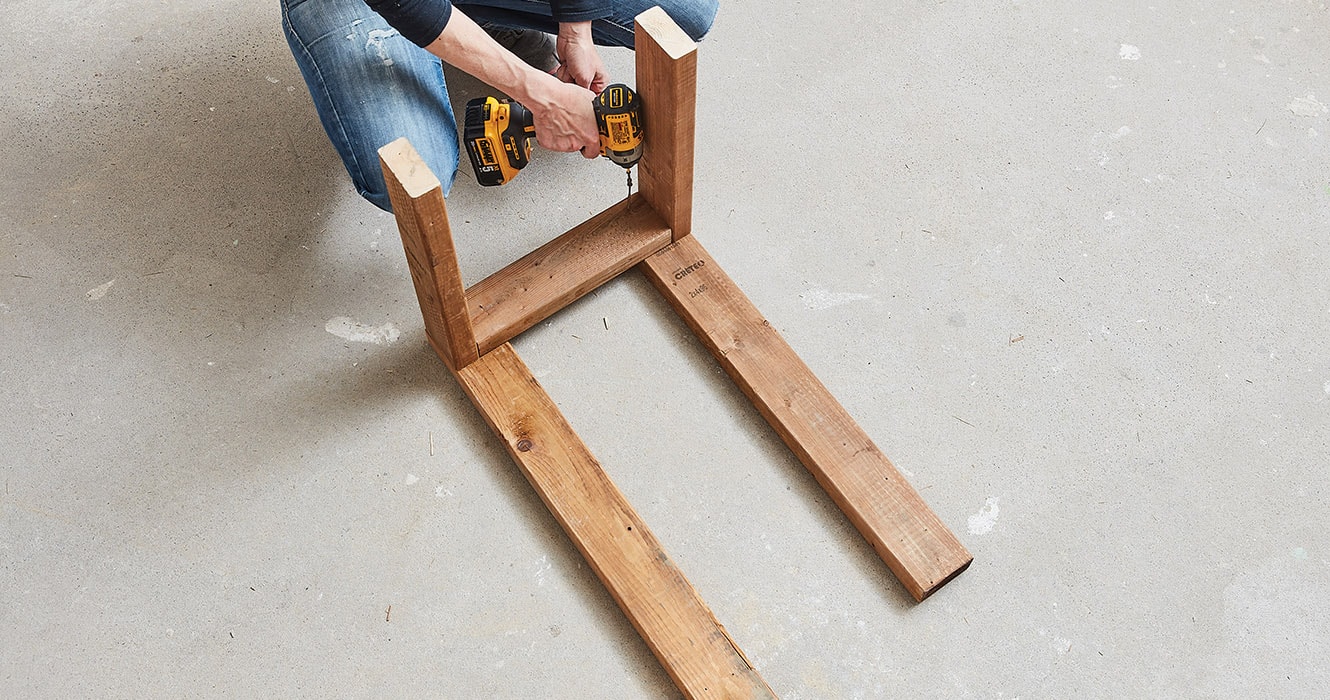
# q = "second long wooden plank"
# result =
<box><xmin>640</xmin><ymin>235</ymin><xmax>972</xmax><ymax>602</ymax></box>
<box><xmin>466</xmin><ymin>195</ymin><xmax>671</xmax><ymax>355</ymax></box>
<box><xmin>454</xmin><ymin>343</ymin><xmax>775</xmax><ymax>699</ymax></box>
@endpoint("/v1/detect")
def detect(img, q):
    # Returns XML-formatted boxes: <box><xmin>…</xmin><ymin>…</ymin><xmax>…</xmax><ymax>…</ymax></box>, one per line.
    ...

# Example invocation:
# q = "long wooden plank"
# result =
<box><xmin>379</xmin><ymin>137</ymin><xmax>478</xmax><ymax>370</ymax></box>
<box><xmin>641</xmin><ymin>236</ymin><xmax>972</xmax><ymax>602</ymax></box>
<box><xmin>635</xmin><ymin>6</ymin><xmax>697</xmax><ymax>242</ymax></box>
<box><xmin>455</xmin><ymin>343</ymin><xmax>775</xmax><ymax>699</ymax></box>
<box><xmin>466</xmin><ymin>195</ymin><xmax>670</xmax><ymax>355</ymax></box>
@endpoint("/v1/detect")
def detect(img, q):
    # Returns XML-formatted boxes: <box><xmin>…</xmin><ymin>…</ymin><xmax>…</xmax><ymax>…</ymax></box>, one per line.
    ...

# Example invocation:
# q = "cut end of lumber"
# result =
<box><xmin>635</xmin><ymin>6</ymin><xmax>697</xmax><ymax>60</ymax></box>
<box><xmin>378</xmin><ymin>137</ymin><xmax>441</xmax><ymax>199</ymax></box>
<box><xmin>914</xmin><ymin>554</ymin><xmax>973</xmax><ymax>602</ymax></box>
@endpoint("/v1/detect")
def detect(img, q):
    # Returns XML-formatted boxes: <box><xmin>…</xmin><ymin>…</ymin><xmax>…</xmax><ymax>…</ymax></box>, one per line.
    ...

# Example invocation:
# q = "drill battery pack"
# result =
<box><xmin>463</xmin><ymin>96</ymin><xmax>535</xmax><ymax>187</ymax></box>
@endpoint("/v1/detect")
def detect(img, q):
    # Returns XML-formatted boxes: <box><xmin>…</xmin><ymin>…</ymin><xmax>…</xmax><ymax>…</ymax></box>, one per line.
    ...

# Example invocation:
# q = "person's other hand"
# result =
<box><xmin>555</xmin><ymin>21</ymin><xmax>608</xmax><ymax>94</ymax></box>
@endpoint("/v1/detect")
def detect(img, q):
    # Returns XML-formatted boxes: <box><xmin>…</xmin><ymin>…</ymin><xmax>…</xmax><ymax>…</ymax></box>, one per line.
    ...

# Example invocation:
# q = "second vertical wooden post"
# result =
<box><xmin>635</xmin><ymin>6</ymin><xmax>698</xmax><ymax>241</ymax></box>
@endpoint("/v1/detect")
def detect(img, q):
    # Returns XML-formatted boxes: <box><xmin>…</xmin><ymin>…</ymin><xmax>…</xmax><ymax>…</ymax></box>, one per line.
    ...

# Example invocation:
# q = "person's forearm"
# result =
<box><xmin>423</xmin><ymin>10</ymin><xmax>554</xmax><ymax>106</ymax></box>
<box><xmin>558</xmin><ymin>20</ymin><xmax>593</xmax><ymax>45</ymax></box>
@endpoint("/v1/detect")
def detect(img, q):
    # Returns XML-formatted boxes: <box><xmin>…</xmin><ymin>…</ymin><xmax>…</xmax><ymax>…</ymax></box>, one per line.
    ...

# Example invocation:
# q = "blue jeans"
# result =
<box><xmin>281</xmin><ymin>0</ymin><xmax>719</xmax><ymax>211</ymax></box>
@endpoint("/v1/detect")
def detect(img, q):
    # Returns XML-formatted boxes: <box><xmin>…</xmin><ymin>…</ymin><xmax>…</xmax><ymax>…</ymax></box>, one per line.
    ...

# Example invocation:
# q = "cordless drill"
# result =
<box><xmin>463</xmin><ymin>84</ymin><xmax>643</xmax><ymax>194</ymax></box>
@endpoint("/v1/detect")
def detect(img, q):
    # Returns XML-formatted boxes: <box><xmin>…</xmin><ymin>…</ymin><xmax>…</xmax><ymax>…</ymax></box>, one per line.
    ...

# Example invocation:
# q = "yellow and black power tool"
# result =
<box><xmin>463</xmin><ymin>83</ymin><xmax>643</xmax><ymax>194</ymax></box>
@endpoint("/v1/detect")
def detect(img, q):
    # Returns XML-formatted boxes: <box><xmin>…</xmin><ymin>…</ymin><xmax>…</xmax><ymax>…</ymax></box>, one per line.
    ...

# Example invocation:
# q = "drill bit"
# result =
<box><xmin>626</xmin><ymin>167</ymin><xmax>633</xmax><ymax>202</ymax></box>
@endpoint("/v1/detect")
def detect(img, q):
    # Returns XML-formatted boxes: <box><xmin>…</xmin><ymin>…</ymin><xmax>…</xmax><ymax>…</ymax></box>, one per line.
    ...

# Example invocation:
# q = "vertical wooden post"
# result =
<box><xmin>378</xmin><ymin>137</ymin><xmax>479</xmax><ymax>371</ymax></box>
<box><xmin>635</xmin><ymin>6</ymin><xmax>698</xmax><ymax>242</ymax></box>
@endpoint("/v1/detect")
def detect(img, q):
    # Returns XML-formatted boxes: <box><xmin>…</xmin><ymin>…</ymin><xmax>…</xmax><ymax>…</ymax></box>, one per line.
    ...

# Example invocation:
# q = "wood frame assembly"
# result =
<box><xmin>378</xmin><ymin>8</ymin><xmax>971</xmax><ymax>697</ymax></box>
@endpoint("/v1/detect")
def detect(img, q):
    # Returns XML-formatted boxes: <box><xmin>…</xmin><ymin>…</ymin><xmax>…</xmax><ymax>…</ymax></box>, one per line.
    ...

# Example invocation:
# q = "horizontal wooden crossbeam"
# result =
<box><xmin>466</xmin><ymin>195</ymin><xmax>671</xmax><ymax>355</ymax></box>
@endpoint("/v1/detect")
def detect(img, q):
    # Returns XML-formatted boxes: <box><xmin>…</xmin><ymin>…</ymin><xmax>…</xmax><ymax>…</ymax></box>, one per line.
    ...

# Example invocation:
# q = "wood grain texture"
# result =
<box><xmin>378</xmin><ymin>137</ymin><xmax>478</xmax><ymax>370</ymax></box>
<box><xmin>466</xmin><ymin>195</ymin><xmax>671</xmax><ymax>355</ymax></box>
<box><xmin>455</xmin><ymin>343</ymin><xmax>776</xmax><ymax>699</ymax></box>
<box><xmin>635</xmin><ymin>6</ymin><xmax>697</xmax><ymax>242</ymax></box>
<box><xmin>640</xmin><ymin>236</ymin><xmax>972</xmax><ymax>601</ymax></box>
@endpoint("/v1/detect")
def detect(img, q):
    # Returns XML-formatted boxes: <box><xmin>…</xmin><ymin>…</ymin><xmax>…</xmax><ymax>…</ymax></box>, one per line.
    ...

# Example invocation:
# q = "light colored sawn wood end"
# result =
<box><xmin>635</xmin><ymin>6</ymin><xmax>697</xmax><ymax>59</ymax></box>
<box><xmin>377</xmin><ymin>136</ymin><xmax>441</xmax><ymax>199</ymax></box>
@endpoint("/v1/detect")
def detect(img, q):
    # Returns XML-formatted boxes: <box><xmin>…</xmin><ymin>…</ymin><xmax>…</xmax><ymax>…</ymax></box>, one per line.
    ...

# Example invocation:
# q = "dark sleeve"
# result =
<box><xmin>549</xmin><ymin>0</ymin><xmax>613</xmax><ymax>23</ymax></box>
<box><xmin>365</xmin><ymin>0</ymin><xmax>453</xmax><ymax>47</ymax></box>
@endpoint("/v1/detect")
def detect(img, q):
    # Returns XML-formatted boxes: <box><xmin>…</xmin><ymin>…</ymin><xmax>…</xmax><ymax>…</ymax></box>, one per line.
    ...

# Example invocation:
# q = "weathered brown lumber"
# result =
<box><xmin>635</xmin><ymin>6</ymin><xmax>697</xmax><ymax>242</ymax></box>
<box><xmin>455</xmin><ymin>343</ymin><xmax>776</xmax><ymax>699</ymax></box>
<box><xmin>640</xmin><ymin>236</ymin><xmax>972</xmax><ymax>601</ymax></box>
<box><xmin>466</xmin><ymin>195</ymin><xmax>671</xmax><ymax>355</ymax></box>
<box><xmin>378</xmin><ymin>137</ymin><xmax>478</xmax><ymax>370</ymax></box>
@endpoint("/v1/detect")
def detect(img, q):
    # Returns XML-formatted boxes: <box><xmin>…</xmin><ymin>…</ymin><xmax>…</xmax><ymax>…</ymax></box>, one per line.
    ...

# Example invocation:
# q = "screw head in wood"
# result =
<box><xmin>515</xmin><ymin>439</ymin><xmax>533</xmax><ymax>452</ymax></box>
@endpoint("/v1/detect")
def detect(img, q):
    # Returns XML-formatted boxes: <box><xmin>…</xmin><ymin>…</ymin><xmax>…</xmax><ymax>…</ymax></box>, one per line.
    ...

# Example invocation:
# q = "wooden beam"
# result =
<box><xmin>641</xmin><ymin>236</ymin><xmax>972</xmax><ymax>602</ymax></box>
<box><xmin>466</xmin><ymin>195</ymin><xmax>671</xmax><ymax>355</ymax></box>
<box><xmin>635</xmin><ymin>6</ymin><xmax>697</xmax><ymax>242</ymax></box>
<box><xmin>455</xmin><ymin>343</ymin><xmax>776</xmax><ymax>699</ymax></box>
<box><xmin>378</xmin><ymin>137</ymin><xmax>478</xmax><ymax>370</ymax></box>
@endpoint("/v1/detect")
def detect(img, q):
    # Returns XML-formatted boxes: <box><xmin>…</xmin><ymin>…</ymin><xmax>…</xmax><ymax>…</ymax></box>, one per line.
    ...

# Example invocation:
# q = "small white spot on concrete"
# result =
<box><xmin>968</xmin><ymin>497</ymin><xmax>1000</xmax><ymax>535</ymax></box>
<box><xmin>1288</xmin><ymin>94</ymin><xmax>1328</xmax><ymax>117</ymax></box>
<box><xmin>1055</xmin><ymin>636</ymin><xmax>1073</xmax><ymax>655</ymax></box>
<box><xmin>325</xmin><ymin>317</ymin><xmax>401</xmax><ymax>345</ymax></box>
<box><xmin>1111</xmin><ymin>126</ymin><xmax>1132</xmax><ymax>139</ymax></box>
<box><xmin>1104</xmin><ymin>211</ymin><xmax>1116</xmax><ymax>221</ymax></box>
<box><xmin>535</xmin><ymin>555</ymin><xmax>552</xmax><ymax>586</ymax></box>
<box><xmin>1323</xmin><ymin>380</ymin><xmax>1330</xmax><ymax>396</ymax></box>
<box><xmin>265</xmin><ymin>76</ymin><xmax>279</xmax><ymax>84</ymax></box>
<box><xmin>1292</xmin><ymin>547</ymin><xmax>1309</xmax><ymax>560</ymax></box>
<box><xmin>800</xmin><ymin>287</ymin><xmax>872</xmax><ymax>310</ymax></box>
<box><xmin>405</xmin><ymin>474</ymin><xmax>419</xmax><ymax>486</ymax></box>
<box><xmin>1119</xmin><ymin>44</ymin><xmax>1141</xmax><ymax>60</ymax></box>
<box><xmin>0</xmin><ymin>302</ymin><xmax>10</xmax><ymax>314</ymax></box>
<box><xmin>1253</xmin><ymin>53</ymin><xmax>1271</xmax><ymax>64</ymax></box>
<box><xmin>86</xmin><ymin>279</ymin><xmax>115</xmax><ymax>300</ymax></box>
<box><xmin>435</xmin><ymin>485</ymin><xmax>454</xmax><ymax>498</ymax></box>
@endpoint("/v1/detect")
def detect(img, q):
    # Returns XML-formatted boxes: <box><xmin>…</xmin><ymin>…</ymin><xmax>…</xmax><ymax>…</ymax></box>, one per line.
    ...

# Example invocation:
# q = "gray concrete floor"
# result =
<box><xmin>3</xmin><ymin>1</ymin><xmax>1328</xmax><ymax>697</ymax></box>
